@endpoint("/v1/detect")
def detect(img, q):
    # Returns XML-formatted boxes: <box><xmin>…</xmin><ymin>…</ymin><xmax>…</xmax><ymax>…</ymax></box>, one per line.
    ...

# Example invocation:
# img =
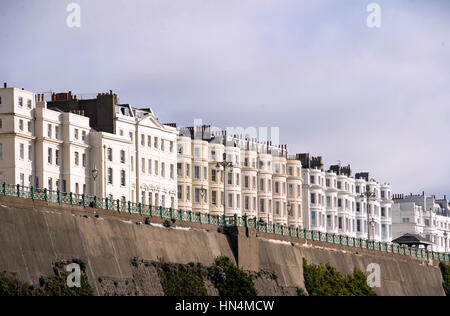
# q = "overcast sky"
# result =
<box><xmin>1</xmin><ymin>0</ymin><xmax>449</xmax><ymax>197</ymax></box>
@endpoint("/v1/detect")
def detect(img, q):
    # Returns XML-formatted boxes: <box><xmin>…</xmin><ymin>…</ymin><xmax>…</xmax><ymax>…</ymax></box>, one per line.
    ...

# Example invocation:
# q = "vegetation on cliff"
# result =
<box><xmin>440</xmin><ymin>262</ymin><xmax>449</xmax><ymax>296</ymax></box>
<box><xmin>0</xmin><ymin>260</ymin><xmax>93</xmax><ymax>296</ymax></box>
<box><xmin>208</xmin><ymin>256</ymin><xmax>257</xmax><ymax>296</ymax></box>
<box><xmin>302</xmin><ymin>259</ymin><xmax>377</xmax><ymax>296</ymax></box>
<box><xmin>154</xmin><ymin>261</ymin><xmax>209</xmax><ymax>296</ymax></box>
<box><xmin>154</xmin><ymin>256</ymin><xmax>256</xmax><ymax>296</ymax></box>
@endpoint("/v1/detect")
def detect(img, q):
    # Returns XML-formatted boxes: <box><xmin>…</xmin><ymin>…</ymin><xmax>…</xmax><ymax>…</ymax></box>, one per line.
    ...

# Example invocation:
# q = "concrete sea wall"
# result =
<box><xmin>0</xmin><ymin>196</ymin><xmax>445</xmax><ymax>296</ymax></box>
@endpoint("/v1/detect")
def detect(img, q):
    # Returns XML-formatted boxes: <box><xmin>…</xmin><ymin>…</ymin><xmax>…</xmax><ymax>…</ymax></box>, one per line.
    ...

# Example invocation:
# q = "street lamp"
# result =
<box><xmin>288</xmin><ymin>202</ymin><xmax>293</xmax><ymax>226</ymax></box>
<box><xmin>361</xmin><ymin>185</ymin><xmax>375</xmax><ymax>241</ymax></box>
<box><xmin>444</xmin><ymin>231</ymin><xmax>448</xmax><ymax>254</ymax></box>
<box><xmin>429</xmin><ymin>208</ymin><xmax>434</xmax><ymax>251</ymax></box>
<box><xmin>200</xmin><ymin>184</ymin><xmax>207</xmax><ymax>214</ymax></box>
<box><xmin>91</xmin><ymin>165</ymin><xmax>98</xmax><ymax>196</ymax></box>
<box><xmin>216</xmin><ymin>152</ymin><xmax>233</xmax><ymax>216</ymax></box>
<box><xmin>91</xmin><ymin>165</ymin><xmax>99</xmax><ymax>208</ymax></box>
<box><xmin>370</xmin><ymin>218</ymin><xmax>376</xmax><ymax>241</ymax></box>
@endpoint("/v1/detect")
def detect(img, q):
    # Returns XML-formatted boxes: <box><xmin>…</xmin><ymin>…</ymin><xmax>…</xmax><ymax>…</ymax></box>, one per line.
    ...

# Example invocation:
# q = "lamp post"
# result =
<box><xmin>288</xmin><ymin>202</ymin><xmax>293</xmax><ymax>227</ymax></box>
<box><xmin>200</xmin><ymin>184</ymin><xmax>206</xmax><ymax>214</ymax></box>
<box><xmin>91</xmin><ymin>165</ymin><xmax>98</xmax><ymax>207</ymax></box>
<box><xmin>444</xmin><ymin>231</ymin><xmax>448</xmax><ymax>254</ymax></box>
<box><xmin>429</xmin><ymin>208</ymin><xmax>434</xmax><ymax>252</ymax></box>
<box><xmin>91</xmin><ymin>165</ymin><xmax>98</xmax><ymax>196</ymax></box>
<box><xmin>216</xmin><ymin>152</ymin><xmax>233</xmax><ymax>216</ymax></box>
<box><xmin>370</xmin><ymin>218</ymin><xmax>376</xmax><ymax>242</ymax></box>
<box><xmin>361</xmin><ymin>185</ymin><xmax>375</xmax><ymax>242</ymax></box>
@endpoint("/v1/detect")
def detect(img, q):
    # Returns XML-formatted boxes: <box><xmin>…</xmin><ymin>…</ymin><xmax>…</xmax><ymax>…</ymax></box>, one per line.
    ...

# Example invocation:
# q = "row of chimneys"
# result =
<box><xmin>329</xmin><ymin>164</ymin><xmax>352</xmax><ymax>176</ymax></box>
<box><xmin>51</xmin><ymin>91</ymin><xmax>77</xmax><ymax>102</ymax></box>
<box><xmin>393</xmin><ymin>192</ymin><xmax>448</xmax><ymax>200</ymax></box>
<box><xmin>181</xmin><ymin>126</ymin><xmax>289</xmax><ymax>149</ymax></box>
<box><xmin>97</xmin><ymin>90</ymin><xmax>115</xmax><ymax>97</ymax></box>
<box><xmin>49</xmin><ymin>90</ymin><xmax>117</xmax><ymax>102</ymax></box>
<box><xmin>35</xmin><ymin>94</ymin><xmax>45</xmax><ymax>102</ymax></box>
<box><xmin>393</xmin><ymin>192</ymin><xmax>425</xmax><ymax>199</ymax></box>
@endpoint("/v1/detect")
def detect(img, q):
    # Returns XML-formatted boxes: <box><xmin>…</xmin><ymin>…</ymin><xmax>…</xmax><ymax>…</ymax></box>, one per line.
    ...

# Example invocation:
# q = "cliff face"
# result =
<box><xmin>257</xmin><ymin>239</ymin><xmax>444</xmax><ymax>296</ymax></box>
<box><xmin>0</xmin><ymin>196</ymin><xmax>445</xmax><ymax>296</ymax></box>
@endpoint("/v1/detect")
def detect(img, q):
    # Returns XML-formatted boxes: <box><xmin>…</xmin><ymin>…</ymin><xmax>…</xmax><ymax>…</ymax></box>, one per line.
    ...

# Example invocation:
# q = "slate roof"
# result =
<box><xmin>392</xmin><ymin>233</ymin><xmax>433</xmax><ymax>246</ymax></box>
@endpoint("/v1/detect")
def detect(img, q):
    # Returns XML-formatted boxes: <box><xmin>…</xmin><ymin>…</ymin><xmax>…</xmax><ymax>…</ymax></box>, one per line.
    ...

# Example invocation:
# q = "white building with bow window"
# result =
<box><xmin>0</xmin><ymin>83</ymin><xmax>178</xmax><ymax>209</ymax></box>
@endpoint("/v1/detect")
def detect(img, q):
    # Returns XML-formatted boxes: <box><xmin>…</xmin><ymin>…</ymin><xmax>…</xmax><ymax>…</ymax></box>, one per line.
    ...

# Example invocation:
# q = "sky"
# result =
<box><xmin>1</xmin><ymin>0</ymin><xmax>449</xmax><ymax>197</ymax></box>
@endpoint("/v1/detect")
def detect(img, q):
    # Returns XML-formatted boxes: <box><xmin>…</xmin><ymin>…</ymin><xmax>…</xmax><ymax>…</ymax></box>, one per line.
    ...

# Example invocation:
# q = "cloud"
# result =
<box><xmin>0</xmin><ymin>0</ymin><xmax>449</xmax><ymax>196</ymax></box>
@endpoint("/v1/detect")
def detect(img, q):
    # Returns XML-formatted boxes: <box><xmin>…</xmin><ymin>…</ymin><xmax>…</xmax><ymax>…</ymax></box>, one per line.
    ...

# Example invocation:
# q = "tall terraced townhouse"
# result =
<box><xmin>392</xmin><ymin>193</ymin><xmax>449</xmax><ymax>253</ymax></box>
<box><xmin>299</xmin><ymin>153</ymin><xmax>393</xmax><ymax>242</ymax></box>
<box><xmin>175</xmin><ymin>126</ymin><xmax>303</xmax><ymax>227</ymax></box>
<box><xmin>0</xmin><ymin>84</ymin><xmax>178</xmax><ymax>209</ymax></box>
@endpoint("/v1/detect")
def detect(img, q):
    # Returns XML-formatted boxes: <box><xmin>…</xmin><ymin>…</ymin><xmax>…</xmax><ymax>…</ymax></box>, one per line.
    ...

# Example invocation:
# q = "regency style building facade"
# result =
<box><xmin>1</xmin><ymin>83</ymin><xmax>400</xmax><ymax>243</ymax></box>
<box><xmin>0</xmin><ymin>84</ymin><xmax>178</xmax><ymax>208</ymax></box>
<box><xmin>176</xmin><ymin>126</ymin><xmax>303</xmax><ymax>227</ymax></box>
<box><xmin>299</xmin><ymin>154</ymin><xmax>393</xmax><ymax>243</ymax></box>
<box><xmin>392</xmin><ymin>193</ymin><xmax>450</xmax><ymax>253</ymax></box>
<box><xmin>174</xmin><ymin>125</ymin><xmax>393</xmax><ymax>242</ymax></box>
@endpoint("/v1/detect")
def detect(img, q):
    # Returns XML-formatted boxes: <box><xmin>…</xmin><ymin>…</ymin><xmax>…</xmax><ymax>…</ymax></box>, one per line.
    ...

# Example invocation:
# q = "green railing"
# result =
<box><xmin>1</xmin><ymin>182</ymin><xmax>449</xmax><ymax>262</ymax></box>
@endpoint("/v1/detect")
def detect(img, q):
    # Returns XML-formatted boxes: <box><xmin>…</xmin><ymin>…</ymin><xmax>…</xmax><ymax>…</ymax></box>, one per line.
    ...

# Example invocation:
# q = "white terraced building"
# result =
<box><xmin>0</xmin><ymin>83</ymin><xmax>92</xmax><ymax>193</ymax></box>
<box><xmin>299</xmin><ymin>154</ymin><xmax>393</xmax><ymax>243</ymax></box>
<box><xmin>0</xmin><ymin>84</ymin><xmax>178</xmax><ymax>208</ymax></box>
<box><xmin>175</xmin><ymin>126</ymin><xmax>393</xmax><ymax>241</ymax></box>
<box><xmin>1</xmin><ymin>83</ymin><xmax>395</xmax><ymax>242</ymax></box>
<box><xmin>392</xmin><ymin>193</ymin><xmax>450</xmax><ymax>253</ymax></box>
<box><xmin>176</xmin><ymin>126</ymin><xmax>303</xmax><ymax>227</ymax></box>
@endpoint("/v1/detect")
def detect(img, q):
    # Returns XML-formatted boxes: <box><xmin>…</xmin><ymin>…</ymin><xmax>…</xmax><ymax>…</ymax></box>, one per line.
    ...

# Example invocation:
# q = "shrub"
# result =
<box><xmin>303</xmin><ymin>259</ymin><xmax>376</xmax><ymax>296</ymax></box>
<box><xmin>208</xmin><ymin>256</ymin><xmax>257</xmax><ymax>296</ymax></box>
<box><xmin>0</xmin><ymin>265</ymin><xmax>94</xmax><ymax>297</ymax></box>
<box><xmin>439</xmin><ymin>262</ymin><xmax>449</xmax><ymax>296</ymax></box>
<box><xmin>155</xmin><ymin>262</ymin><xmax>208</xmax><ymax>296</ymax></box>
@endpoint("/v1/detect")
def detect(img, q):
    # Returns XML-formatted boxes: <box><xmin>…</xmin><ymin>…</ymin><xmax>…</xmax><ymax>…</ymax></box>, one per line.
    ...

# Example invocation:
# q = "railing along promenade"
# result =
<box><xmin>1</xmin><ymin>182</ymin><xmax>448</xmax><ymax>262</ymax></box>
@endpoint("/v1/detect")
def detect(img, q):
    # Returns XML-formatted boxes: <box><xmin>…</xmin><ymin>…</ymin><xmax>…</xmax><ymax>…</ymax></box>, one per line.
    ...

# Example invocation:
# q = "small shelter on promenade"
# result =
<box><xmin>392</xmin><ymin>233</ymin><xmax>433</xmax><ymax>250</ymax></box>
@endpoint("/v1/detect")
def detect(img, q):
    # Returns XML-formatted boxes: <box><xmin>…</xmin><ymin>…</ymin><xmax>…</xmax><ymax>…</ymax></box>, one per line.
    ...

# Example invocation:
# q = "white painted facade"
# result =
<box><xmin>301</xmin><ymin>156</ymin><xmax>393</xmax><ymax>242</ymax></box>
<box><xmin>392</xmin><ymin>194</ymin><xmax>450</xmax><ymax>253</ymax></box>
<box><xmin>355</xmin><ymin>179</ymin><xmax>393</xmax><ymax>243</ymax></box>
<box><xmin>176</xmin><ymin>127</ymin><xmax>303</xmax><ymax>227</ymax></box>
<box><xmin>0</xmin><ymin>84</ymin><xmax>410</xmax><ymax>246</ymax></box>
<box><xmin>0</xmin><ymin>87</ymin><xmax>93</xmax><ymax>195</ymax></box>
<box><xmin>0</xmin><ymin>85</ymin><xmax>177</xmax><ymax>209</ymax></box>
<box><xmin>112</xmin><ymin>105</ymin><xmax>178</xmax><ymax>207</ymax></box>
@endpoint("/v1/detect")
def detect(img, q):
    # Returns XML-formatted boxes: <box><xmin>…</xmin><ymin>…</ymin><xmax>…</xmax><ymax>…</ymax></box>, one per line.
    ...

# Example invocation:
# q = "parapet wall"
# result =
<box><xmin>0</xmin><ymin>196</ymin><xmax>445</xmax><ymax>296</ymax></box>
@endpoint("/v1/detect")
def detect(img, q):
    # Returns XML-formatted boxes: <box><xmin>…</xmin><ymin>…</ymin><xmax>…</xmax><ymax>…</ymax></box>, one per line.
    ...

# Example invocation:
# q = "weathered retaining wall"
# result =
<box><xmin>258</xmin><ymin>238</ymin><xmax>444</xmax><ymax>296</ymax></box>
<box><xmin>0</xmin><ymin>196</ymin><xmax>445</xmax><ymax>296</ymax></box>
